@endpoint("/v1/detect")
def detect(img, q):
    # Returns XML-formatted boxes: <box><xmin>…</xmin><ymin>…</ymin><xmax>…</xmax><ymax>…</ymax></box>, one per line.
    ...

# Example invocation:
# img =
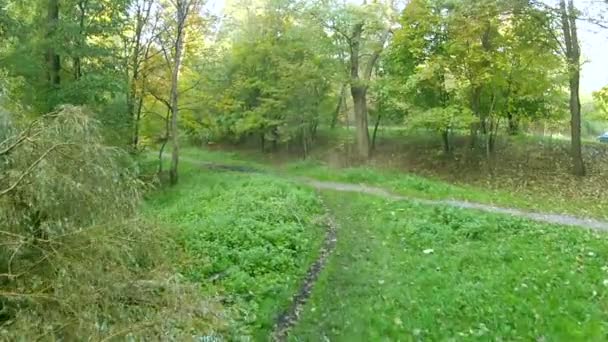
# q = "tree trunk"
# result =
<box><xmin>302</xmin><ymin>128</ymin><xmax>309</xmax><ymax>159</ymax></box>
<box><xmin>169</xmin><ymin>2</ymin><xmax>189</xmax><ymax>185</ymax></box>
<box><xmin>371</xmin><ymin>112</ymin><xmax>382</xmax><ymax>153</ymax></box>
<box><xmin>351</xmin><ymin>86</ymin><xmax>370</xmax><ymax>159</ymax></box>
<box><xmin>158</xmin><ymin>109</ymin><xmax>171</xmax><ymax>174</ymax></box>
<box><xmin>132</xmin><ymin>96</ymin><xmax>144</xmax><ymax>150</ymax></box>
<box><xmin>349</xmin><ymin>23</ymin><xmax>371</xmax><ymax>160</ymax></box>
<box><xmin>331</xmin><ymin>84</ymin><xmax>346</xmax><ymax>129</ymax></box>
<box><xmin>128</xmin><ymin>1</ymin><xmax>149</xmax><ymax>149</ymax></box>
<box><xmin>507</xmin><ymin>112</ymin><xmax>519</xmax><ymax>135</ymax></box>
<box><xmin>568</xmin><ymin>68</ymin><xmax>585</xmax><ymax>176</ymax></box>
<box><xmin>260</xmin><ymin>133</ymin><xmax>265</xmax><ymax>152</ymax></box>
<box><xmin>47</xmin><ymin>0</ymin><xmax>61</xmax><ymax>89</ymax></box>
<box><xmin>560</xmin><ymin>0</ymin><xmax>585</xmax><ymax>176</ymax></box>
<box><xmin>469</xmin><ymin>86</ymin><xmax>482</xmax><ymax>149</ymax></box>
<box><xmin>73</xmin><ymin>0</ymin><xmax>87</xmax><ymax>81</ymax></box>
<box><xmin>442</xmin><ymin>130</ymin><xmax>451</xmax><ymax>154</ymax></box>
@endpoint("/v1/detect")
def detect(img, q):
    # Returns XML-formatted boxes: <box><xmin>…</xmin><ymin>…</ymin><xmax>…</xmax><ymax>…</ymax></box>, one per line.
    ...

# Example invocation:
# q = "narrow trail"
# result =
<box><xmin>181</xmin><ymin>156</ymin><xmax>608</xmax><ymax>231</ymax></box>
<box><xmin>304</xmin><ymin>179</ymin><xmax>608</xmax><ymax>231</ymax></box>
<box><xmin>272</xmin><ymin>201</ymin><xmax>338</xmax><ymax>341</ymax></box>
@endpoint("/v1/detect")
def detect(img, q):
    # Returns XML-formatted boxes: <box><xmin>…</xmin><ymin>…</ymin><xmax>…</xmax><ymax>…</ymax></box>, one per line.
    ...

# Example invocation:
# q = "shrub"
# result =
<box><xmin>0</xmin><ymin>106</ymin><xmax>225</xmax><ymax>339</ymax></box>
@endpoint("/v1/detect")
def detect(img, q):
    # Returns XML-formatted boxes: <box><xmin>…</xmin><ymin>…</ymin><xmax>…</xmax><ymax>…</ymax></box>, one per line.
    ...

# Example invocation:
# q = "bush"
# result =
<box><xmin>0</xmin><ymin>106</ymin><xmax>225</xmax><ymax>339</ymax></box>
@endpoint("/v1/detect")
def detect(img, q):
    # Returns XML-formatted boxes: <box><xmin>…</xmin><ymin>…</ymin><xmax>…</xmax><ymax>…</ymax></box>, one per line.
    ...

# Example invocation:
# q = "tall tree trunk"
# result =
<box><xmin>351</xmin><ymin>87</ymin><xmax>370</xmax><ymax>160</ymax></box>
<box><xmin>260</xmin><ymin>133</ymin><xmax>265</xmax><ymax>152</ymax></box>
<box><xmin>349</xmin><ymin>23</ymin><xmax>370</xmax><ymax>159</ymax></box>
<box><xmin>331</xmin><ymin>84</ymin><xmax>346</xmax><ymax>129</ymax></box>
<box><xmin>47</xmin><ymin>0</ymin><xmax>60</xmax><ymax>89</ymax></box>
<box><xmin>560</xmin><ymin>0</ymin><xmax>585</xmax><ymax>176</ymax></box>
<box><xmin>507</xmin><ymin>112</ymin><xmax>519</xmax><ymax>135</ymax></box>
<box><xmin>74</xmin><ymin>0</ymin><xmax>87</xmax><ymax>81</ymax></box>
<box><xmin>169</xmin><ymin>1</ymin><xmax>190</xmax><ymax>185</ymax></box>
<box><xmin>371</xmin><ymin>112</ymin><xmax>382</xmax><ymax>153</ymax></box>
<box><xmin>158</xmin><ymin>109</ymin><xmax>171</xmax><ymax>174</ymax></box>
<box><xmin>469</xmin><ymin>86</ymin><xmax>482</xmax><ymax>149</ymax></box>
<box><xmin>441</xmin><ymin>130</ymin><xmax>451</xmax><ymax>154</ymax></box>
<box><xmin>132</xmin><ymin>96</ymin><xmax>144</xmax><ymax>149</ymax></box>
<box><xmin>351</xmin><ymin>86</ymin><xmax>370</xmax><ymax>159</ymax></box>
<box><xmin>128</xmin><ymin>1</ymin><xmax>149</xmax><ymax>149</ymax></box>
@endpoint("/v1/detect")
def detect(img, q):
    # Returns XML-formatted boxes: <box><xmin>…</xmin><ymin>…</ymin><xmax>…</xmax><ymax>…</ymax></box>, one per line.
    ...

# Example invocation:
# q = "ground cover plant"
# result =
<box><xmin>291</xmin><ymin>191</ymin><xmax>608</xmax><ymax>340</ymax></box>
<box><xmin>146</xmin><ymin>157</ymin><xmax>327</xmax><ymax>338</ymax></box>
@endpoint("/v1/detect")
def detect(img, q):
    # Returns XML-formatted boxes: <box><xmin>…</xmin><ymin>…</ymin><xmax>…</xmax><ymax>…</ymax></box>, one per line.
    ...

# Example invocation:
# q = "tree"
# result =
<box><xmin>157</xmin><ymin>0</ymin><xmax>200</xmax><ymax>185</ymax></box>
<box><xmin>313</xmin><ymin>0</ymin><xmax>396</xmax><ymax>159</ymax></box>
<box><xmin>124</xmin><ymin>0</ymin><xmax>160</xmax><ymax>150</ymax></box>
<box><xmin>46</xmin><ymin>0</ymin><xmax>61</xmax><ymax>90</ymax></box>
<box><xmin>593</xmin><ymin>86</ymin><xmax>608</xmax><ymax>120</ymax></box>
<box><xmin>559</xmin><ymin>0</ymin><xmax>585</xmax><ymax>176</ymax></box>
<box><xmin>389</xmin><ymin>0</ymin><xmax>565</xmax><ymax>155</ymax></box>
<box><xmin>192</xmin><ymin>0</ymin><xmax>334</xmax><ymax>156</ymax></box>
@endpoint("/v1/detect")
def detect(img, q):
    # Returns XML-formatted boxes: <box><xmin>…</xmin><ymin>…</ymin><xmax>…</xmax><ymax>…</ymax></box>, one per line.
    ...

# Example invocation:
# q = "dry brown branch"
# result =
<box><xmin>98</xmin><ymin>320</ymin><xmax>160</xmax><ymax>341</ymax></box>
<box><xmin>0</xmin><ymin>143</ymin><xmax>70</xmax><ymax>197</ymax></box>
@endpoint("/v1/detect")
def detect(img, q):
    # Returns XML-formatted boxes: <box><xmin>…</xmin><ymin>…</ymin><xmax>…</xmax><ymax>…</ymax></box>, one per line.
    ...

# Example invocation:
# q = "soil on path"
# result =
<box><xmin>271</xmin><ymin>207</ymin><xmax>338</xmax><ymax>341</ymax></box>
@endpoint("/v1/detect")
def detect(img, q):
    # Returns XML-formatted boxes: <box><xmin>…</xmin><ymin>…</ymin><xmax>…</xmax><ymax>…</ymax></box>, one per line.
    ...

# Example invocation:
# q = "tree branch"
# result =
<box><xmin>147</xmin><ymin>90</ymin><xmax>173</xmax><ymax>111</ymax></box>
<box><xmin>363</xmin><ymin>30</ymin><xmax>390</xmax><ymax>81</ymax></box>
<box><xmin>0</xmin><ymin>144</ymin><xmax>69</xmax><ymax>197</ymax></box>
<box><xmin>0</xmin><ymin>115</ymin><xmax>47</xmax><ymax>156</ymax></box>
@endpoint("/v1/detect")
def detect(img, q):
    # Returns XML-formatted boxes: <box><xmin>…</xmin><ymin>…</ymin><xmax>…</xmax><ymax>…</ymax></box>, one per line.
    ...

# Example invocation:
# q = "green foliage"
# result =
<box><xmin>1</xmin><ymin>0</ymin><xmax>130</xmax><ymax>113</ymax></box>
<box><xmin>187</xmin><ymin>0</ymin><xmax>335</xmax><ymax>149</ymax></box>
<box><xmin>388</xmin><ymin>0</ymin><xmax>566</xmax><ymax>145</ymax></box>
<box><xmin>408</xmin><ymin>105</ymin><xmax>477</xmax><ymax>132</ymax></box>
<box><xmin>147</xmin><ymin>154</ymin><xmax>326</xmax><ymax>337</ymax></box>
<box><xmin>592</xmin><ymin>86</ymin><xmax>608</xmax><ymax>122</ymax></box>
<box><xmin>293</xmin><ymin>192</ymin><xmax>608</xmax><ymax>339</ymax></box>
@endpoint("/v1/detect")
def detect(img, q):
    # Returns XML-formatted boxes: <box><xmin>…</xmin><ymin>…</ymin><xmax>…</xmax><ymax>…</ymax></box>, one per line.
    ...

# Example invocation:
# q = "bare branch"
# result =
<box><xmin>363</xmin><ymin>29</ymin><xmax>390</xmax><ymax>81</ymax></box>
<box><xmin>179</xmin><ymin>77</ymin><xmax>204</xmax><ymax>95</ymax></box>
<box><xmin>147</xmin><ymin>90</ymin><xmax>173</xmax><ymax>111</ymax></box>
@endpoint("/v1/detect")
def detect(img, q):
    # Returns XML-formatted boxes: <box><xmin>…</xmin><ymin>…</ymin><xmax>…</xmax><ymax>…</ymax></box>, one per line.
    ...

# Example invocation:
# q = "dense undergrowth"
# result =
<box><xmin>146</xmin><ymin>158</ymin><xmax>326</xmax><ymax>338</ymax></box>
<box><xmin>292</xmin><ymin>191</ymin><xmax>608</xmax><ymax>340</ymax></box>
<box><xmin>0</xmin><ymin>108</ymin><xmax>223</xmax><ymax>339</ymax></box>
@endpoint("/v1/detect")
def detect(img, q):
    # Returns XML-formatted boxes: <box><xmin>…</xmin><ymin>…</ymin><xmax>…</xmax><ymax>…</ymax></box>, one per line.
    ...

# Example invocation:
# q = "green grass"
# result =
<box><xmin>291</xmin><ymin>192</ymin><xmax>608</xmax><ymax>340</ymax></box>
<box><xmin>140</xmin><ymin>148</ymin><xmax>608</xmax><ymax>339</ymax></box>
<box><xmin>145</xmin><ymin>154</ymin><xmax>326</xmax><ymax>338</ymax></box>
<box><xmin>284</xmin><ymin>160</ymin><xmax>608</xmax><ymax>220</ymax></box>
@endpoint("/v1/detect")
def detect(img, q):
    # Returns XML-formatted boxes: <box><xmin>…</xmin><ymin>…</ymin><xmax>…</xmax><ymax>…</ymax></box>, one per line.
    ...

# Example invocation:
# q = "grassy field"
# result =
<box><xmin>291</xmin><ymin>192</ymin><xmax>608</xmax><ymax>340</ymax></box>
<box><xmin>141</xmin><ymin>147</ymin><xmax>608</xmax><ymax>339</ymax></box>
<box><xmin>144</xmin><ymin>156</ymin><xmax>326</xmax><ymax>338</ymax></box>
